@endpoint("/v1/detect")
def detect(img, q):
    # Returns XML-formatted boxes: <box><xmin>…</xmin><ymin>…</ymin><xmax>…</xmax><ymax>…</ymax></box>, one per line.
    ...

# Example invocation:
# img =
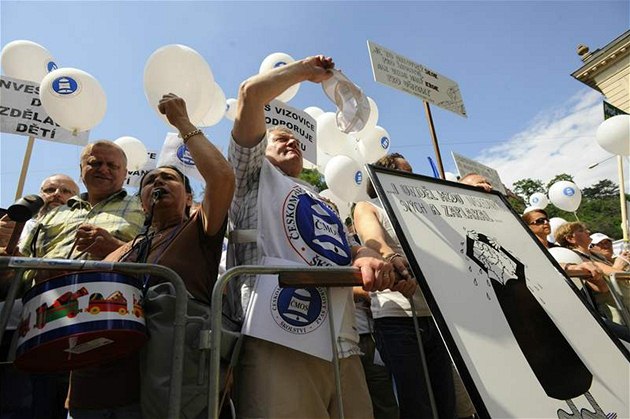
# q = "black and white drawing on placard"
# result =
<box><xmin>366</xmin><ymin>165</ymin><xmax>629</xmax><ymax>419</ymax></box>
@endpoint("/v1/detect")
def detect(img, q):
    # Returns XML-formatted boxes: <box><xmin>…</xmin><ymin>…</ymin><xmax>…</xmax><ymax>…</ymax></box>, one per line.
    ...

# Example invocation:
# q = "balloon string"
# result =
<box><xmin>573</xmin><ymin>212</ymin><xmax>581</xmax><ymax>222</ymax></box>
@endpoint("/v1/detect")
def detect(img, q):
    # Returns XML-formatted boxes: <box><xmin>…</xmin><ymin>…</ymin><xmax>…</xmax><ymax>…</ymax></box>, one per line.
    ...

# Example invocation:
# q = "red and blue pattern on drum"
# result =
<box><xmin>15</xmin><ymin>271</ymin><xmax>148</xmax><ymax>372</ymax></box>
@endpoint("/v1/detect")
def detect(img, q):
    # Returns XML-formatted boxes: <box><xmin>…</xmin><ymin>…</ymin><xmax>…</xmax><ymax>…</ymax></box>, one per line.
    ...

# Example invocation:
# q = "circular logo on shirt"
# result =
<box><xmin>563</xmin><ymin>187</ymin><xmax>575</xmax><ymax>197</ymax></box>
<box><xmin>283</xmin><ymin>187</ymin><xmax>352</xmax><ymax>266</ymax></box>
<box><xmin>271</xmin><ymin>286</ymin><xmax>327</xmax><ymax>334</ymax></box>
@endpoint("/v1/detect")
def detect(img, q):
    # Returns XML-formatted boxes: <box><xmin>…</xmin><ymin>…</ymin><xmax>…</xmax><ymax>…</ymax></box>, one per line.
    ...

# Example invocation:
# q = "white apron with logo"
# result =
<box><xmin>242</xmin><ymin>161</ymin><xmax>358</xmax><ymax>361</ymax></box>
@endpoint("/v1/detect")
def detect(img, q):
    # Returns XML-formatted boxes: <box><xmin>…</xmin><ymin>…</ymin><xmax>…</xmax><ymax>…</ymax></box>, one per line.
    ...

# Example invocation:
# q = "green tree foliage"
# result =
<box><xmin>512</xmin><ymin>176</ymin><xmax>628</xmax><ymax>240</ymax></box>
<box><xmin>299</xmin><ymin>168</ymin><xmax>327</xmax><ymax>192</ymax></box>
<box><xmin>512</xmin><ymin>178</ymin><xmax>545</xmax><ymax>200</ymax></box>
<box><xmin>545</xmin><ymin>173</ymin><xmax>574</xmax><ymax>190</ymax></box>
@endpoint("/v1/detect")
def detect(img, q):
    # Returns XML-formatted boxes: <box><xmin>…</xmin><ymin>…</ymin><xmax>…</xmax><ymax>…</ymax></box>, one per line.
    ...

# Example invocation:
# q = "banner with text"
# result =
<box><xmin>0</xmin><ymin>75</ymin><xmax>89</xmax><ymax>145</ymax></box>
<box><xmin>368</xmin><ymin>166</ymin><xmax>629</xmax><ymax>419</ymax></box>
<box><xmin>452</xmin><ymin>152</ymin><xmax>506</xmax><ymax>195</ymax></box>
<box><xmin>264</xmin><ymin>99</ymin><xmax>317</xmax><ymax>165</ymax></box>
<box><xmin>368</xmin><ymin>41</ymin><xmax>467</xmax><ymax>117</ymax></box>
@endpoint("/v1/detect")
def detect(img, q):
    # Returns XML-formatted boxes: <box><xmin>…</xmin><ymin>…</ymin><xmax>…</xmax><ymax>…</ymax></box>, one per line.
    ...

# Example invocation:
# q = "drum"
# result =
<box><xmin>15</xmin><ymin>271</ymin><xmax>148</xmax><ymax>372</ymax></box>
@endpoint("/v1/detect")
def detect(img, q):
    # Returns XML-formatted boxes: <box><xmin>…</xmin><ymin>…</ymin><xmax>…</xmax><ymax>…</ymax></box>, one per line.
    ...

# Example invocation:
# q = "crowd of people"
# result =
<box><xmin>0</xmin><ymin>54</ymin><xmax>628</xmax><ymax>419</ymax></box>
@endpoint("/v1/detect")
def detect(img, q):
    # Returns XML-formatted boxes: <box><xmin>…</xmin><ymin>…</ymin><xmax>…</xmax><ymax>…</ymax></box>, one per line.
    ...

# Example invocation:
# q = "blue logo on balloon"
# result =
<box><xmin>52</xmin><ymin>76</ymin><xmax>78</xmax><ymax>95</ymax></box>
<box><xmin>380</xmin><ymin>136</ymin><xmax>390</xmax><ymax>149</ymax></box>
<box><xmin>176</xmin><ymin>145</ymin><xmax>195</xmax><ymax>166</ymax></box>
<box><xmin>532</xmin><ymin>197</ymin><xmax>539</xmax><ymax>203</ymax></box>
<box><xmin>273</xmin><ymin>61</ymin><xmax>287</xmax><ymax>68</ymax></box>
<box><xmin>355</xmin><ymin>171</ymin><xmax>363</xmax><ymax>185</ymax></box>
<box><xmin>277</xmin><ymin>288</ymin><xmax>322</xmax><ymax>326</ymax></box>
<box><xmin>47</xmin><ymin>61</ymin><xmax>58</xmax><ymax>72</ymax></box>
<box><xmin>563</xmin><ymin>187</ymin><xmax>575</xmax><ymax>197</ymax></box>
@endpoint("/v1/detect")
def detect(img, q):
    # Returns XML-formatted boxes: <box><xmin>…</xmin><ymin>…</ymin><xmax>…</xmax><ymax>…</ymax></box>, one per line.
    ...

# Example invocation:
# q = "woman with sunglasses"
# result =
<box><xmin>521</xmin><ymin>208</ymin><xmax>555</xmax><ymax>248</ymax></box>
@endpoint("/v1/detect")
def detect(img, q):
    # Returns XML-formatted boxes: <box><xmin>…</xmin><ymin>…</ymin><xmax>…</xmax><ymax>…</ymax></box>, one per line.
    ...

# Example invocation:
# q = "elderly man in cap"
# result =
<box><xmin>589</xmin><ymin>232</ymin><xmax>630</xmax><ymax>270</ymax></box>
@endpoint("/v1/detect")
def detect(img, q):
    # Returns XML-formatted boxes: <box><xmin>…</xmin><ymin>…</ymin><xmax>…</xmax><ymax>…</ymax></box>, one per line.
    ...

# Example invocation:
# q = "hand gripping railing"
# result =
<box><xmin>208</xmin><ymin>265</ymin><xmax>363</xmax><ymax>419</ymax></box>
<box><xmin>0</xmin><ymin>256</ymin><xmax>188</xmax><ymax>419</ymax></box>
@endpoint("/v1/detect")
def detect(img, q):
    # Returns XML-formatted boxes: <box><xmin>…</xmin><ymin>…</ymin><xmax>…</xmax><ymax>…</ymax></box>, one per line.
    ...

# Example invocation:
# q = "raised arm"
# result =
<box><xmin>158</xmin><ymin>94</ymin><xmax>235</xmax><ymax>236</ymax></box>
<box><xmin>233</xmin><ymin>55</ymin><xmax>335</xmax><ymax>148</ymax></box>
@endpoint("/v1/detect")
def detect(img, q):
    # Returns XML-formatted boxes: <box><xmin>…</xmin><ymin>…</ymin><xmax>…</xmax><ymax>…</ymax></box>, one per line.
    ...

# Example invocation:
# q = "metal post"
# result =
<box><xmin>409</xmin><ymin>297</ymin><xmax>439</xmax><ymax>419</ymax></box>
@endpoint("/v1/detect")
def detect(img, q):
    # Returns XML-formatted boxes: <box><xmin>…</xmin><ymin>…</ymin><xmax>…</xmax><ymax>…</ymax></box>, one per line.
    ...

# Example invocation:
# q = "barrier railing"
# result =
<box><xmin>208</xmin><ymin>265</ymin><xmax>363</xmax><ymax>419</ymax></box>
<box><xmin>0</xmin><ymin>256</ymin><xmax>188</xmax><ymax>419</ymax></box>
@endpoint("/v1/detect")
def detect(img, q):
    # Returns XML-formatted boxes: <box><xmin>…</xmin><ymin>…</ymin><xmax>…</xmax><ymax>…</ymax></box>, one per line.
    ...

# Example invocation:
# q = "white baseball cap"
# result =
<box><xmin>590</xmin><ymin>232</ymin><xmax>613</xmax><ymax>245</ymax></box>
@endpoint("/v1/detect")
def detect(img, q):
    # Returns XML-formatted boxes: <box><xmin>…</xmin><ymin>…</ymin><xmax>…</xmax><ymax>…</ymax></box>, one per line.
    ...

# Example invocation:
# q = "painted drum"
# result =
<box><xmin>15</xmin><ymin>271</ymin><xmax>147</xmax><ymax>372</ymax></box>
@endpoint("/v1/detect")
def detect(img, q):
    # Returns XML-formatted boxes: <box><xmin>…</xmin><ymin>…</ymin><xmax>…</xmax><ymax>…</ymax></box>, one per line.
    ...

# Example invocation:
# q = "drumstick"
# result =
<box><xmin>5</xmin><ymin>221</ymin><xmax>25</xmax><ymax>255</ymax></box>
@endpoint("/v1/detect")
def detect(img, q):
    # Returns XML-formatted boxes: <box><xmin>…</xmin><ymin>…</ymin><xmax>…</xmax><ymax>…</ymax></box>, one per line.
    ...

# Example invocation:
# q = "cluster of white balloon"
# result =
<box><xmin>305</xmin><ymin>98</ymin><xmax>390</xmax><ymax>221</ymax></box>
<box><xmin>1</xmin><ymin>40</ymin><xmax>151</xmax><ymax>171</ymax></box>
<box><xmin>1</xmin><ymin>40</ymin><xmax>107</xmax><ymax>134</ymax></box>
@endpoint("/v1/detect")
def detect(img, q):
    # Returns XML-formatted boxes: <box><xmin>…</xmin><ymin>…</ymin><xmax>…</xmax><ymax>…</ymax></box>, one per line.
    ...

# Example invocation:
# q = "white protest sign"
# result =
<box><xmin>124</xmin><ymin>150</ymin><xmax>158</xmax><ymax>188</ymax></box>
<box><xmin>242</xmin><ymin>256</ymin><xmax>347</xmax><ymax>361</ymax></box>
<box><xmin>367</xmin><ymin>167</ymin><xmax>630</xmax><ymax>419</ymax></box>
<box><xmin>156</xmin><ymin>132</ymin><xmax>203</xmax><ymax>182</ymax></box>
<box><xmin>264</xmin><ymin>99</ymin><xmax>317</xmax><ymax>164</ymax></box>
<box><xmin>452</xmin><ymin>152</ymin><xmax>507</xmax><ymax>195</ymax></box>
<box><xmin>0</xmin><ymin>75</ymin><xmax>89</xmax><ymax>144</ymax></box>
<box><xmin>367</xmin><ymin>41</ymin><xmax>467</xmax><ymax>118</ymax></box>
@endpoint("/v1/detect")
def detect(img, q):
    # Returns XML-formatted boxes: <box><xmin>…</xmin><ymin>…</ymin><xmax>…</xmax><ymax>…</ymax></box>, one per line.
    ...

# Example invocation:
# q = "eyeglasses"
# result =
<box><xmin>529</xmin><ymin>217</ymin><xmax>549</xmax><ymax>225</ymax></box>
<box><xmin>41</xmin><ymin>187</ymin><xmax>75</xmax><ymax>195</ymax></box>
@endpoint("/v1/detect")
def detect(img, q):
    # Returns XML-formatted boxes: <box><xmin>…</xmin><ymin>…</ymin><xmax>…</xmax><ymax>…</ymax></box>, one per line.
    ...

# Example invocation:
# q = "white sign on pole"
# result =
<box><xmin>367</xmin><ymin>166</ymin><xmax>629</xmax><ymax>419</ymax></box>
<box><xmin>0</xmin><ymin>75</ymin><xmax>89</xmax><ymax>145</ymax></box>
<box><xmin>124</xmin><ymin>150</ymin><xmax>158</xmax><ymax>188</ymax></box>
<box><xmin>367</xmin><ymin>41</ymin><xmax>467</xmax><ymax>118</ymax></box>
<box><xmin>264</xmin><ymin>99</ymin><xmax>317</xmax><ymax>165</ymax></box>
<box><xmin>452</xmin><ymin>152</ymin><xmax>507</xmax><ymax>195</ymax></box>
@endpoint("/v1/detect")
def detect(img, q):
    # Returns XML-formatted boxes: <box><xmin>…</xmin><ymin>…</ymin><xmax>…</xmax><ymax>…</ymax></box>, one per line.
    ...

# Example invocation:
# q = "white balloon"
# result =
<box><xmin>548</xmin><ymin>181</ymin><xmax>582</xmax><ymax>212</ymax></box>
<box><xmin>259</xmin><ymin>52</ymin><xmax>299</xmax><ymax>102</ymax></box>
<box><xmin>1</xmin><ymin>40</ymin><xmax>57</xmax><ymax>83</ymax></box>
<box><xmin>199</xmin><ymin>82</ymin><xmax>226</xmax><ymax>127</ymax></box>
<box><xmin>548</xmin><ymin>247</ymin><xmax>583</xmax><ymax>265</ymax></box>
<box><xmin>357</xmin><ymin>125</ymin><xmax>391</xmax><ymax>164</ymax></box>
<box><xmin>114</xmin><ymin>136</ymin><xmax>148</xmax><ymax>171</ymax></box>
<box><xmin>444</xmin><ymin>172</ymin><xmax>459</xmax><ymax>182</ymax></box>
<box><xmin>596</xmin><ymin>115</ymin><xmax>630</xmax><ymax>156</ymax></box>
<box><xmin>528</xmin><ymin>192</ymin><xmax>549</xmax><ymax>209</ymax></box>
<box><xmin>548</xmin><ymin>217</ymin><xmax>568</xmax><ymax>243</ymax></box>
<box><xmin>319</xmin><ymin>188</ymin><xmax>351</xmax><ymax>221</ymax></box>
<box><xmin>316</xmin><ymin>148</ymin><xmax>334</xmax><ymax>173</ymax></box>
<box><xmin>225</xmin><ymin>98</ymin><xmax>238</xmax><ymax>121</ymax></box>
<box><xmin>304</xmin><ymin>106</ymin><xmax>324</xmax><ymax>119</ymax></box>
<box><xmin>144</xmin><ymin>44</ymin><xmax>214</xmax><ymax>126</ymax></box>
<box><xmin>40</xmin><ymin>68</ymin><xmax>107</xmax><ymax>133</ymax></box>
<box><xmin>324</xmin><ymin>155</ymin><xmax>366</xmax><ymax>203</ymax></box>
<box><xmin>316</xmin><ymin>112</ymin><xmax>355</xmax><ymax>156</ymax></box>
<box><xmin>354</xmin><ymin>97</ymin><xmax>379</xmax><ymax>136</ymax></box>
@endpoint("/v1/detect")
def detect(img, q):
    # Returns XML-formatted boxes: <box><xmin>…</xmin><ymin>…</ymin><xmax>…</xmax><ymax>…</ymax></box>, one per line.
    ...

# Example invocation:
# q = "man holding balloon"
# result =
<box><xmin>226</xmin><ymin>54</ymin><xmax>396</xmax><ymax>418</ymax></box>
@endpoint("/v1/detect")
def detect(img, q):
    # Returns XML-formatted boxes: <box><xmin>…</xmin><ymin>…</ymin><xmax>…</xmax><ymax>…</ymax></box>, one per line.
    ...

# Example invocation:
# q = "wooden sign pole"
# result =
<box><xmin>423</xmin><ymin>101</ymin><xmax>445</xmax><ymax>179</ymax></box>
<box><xmin>14</xmin><ymin>136</ymin><xmax>35</xmax><ymax>200</ymax></box>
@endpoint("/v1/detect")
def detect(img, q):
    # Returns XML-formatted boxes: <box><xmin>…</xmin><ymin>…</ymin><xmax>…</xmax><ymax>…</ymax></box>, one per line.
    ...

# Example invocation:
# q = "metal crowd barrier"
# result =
<box><xmin>208</xmin><ymin>265</ymin><xmax>363</xmax><ymax>419</ymax></box>
<box><xmin>606</xmin><ymin>272</ymin><xmax>630</xmax><ymax>330</ymax></box>
<box><xmin>0</xmin><ymin>256</ymin><xmax>188</xmax><ymax>419</ymax></box>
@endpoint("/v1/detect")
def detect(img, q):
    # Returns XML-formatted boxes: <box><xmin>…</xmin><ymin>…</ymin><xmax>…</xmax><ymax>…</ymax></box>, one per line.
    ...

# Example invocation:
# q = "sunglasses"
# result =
<box><xmin>529</xmin><ymin>217</ymin><xmax>549</xmax><ymax>225</ymax></box>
